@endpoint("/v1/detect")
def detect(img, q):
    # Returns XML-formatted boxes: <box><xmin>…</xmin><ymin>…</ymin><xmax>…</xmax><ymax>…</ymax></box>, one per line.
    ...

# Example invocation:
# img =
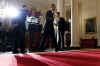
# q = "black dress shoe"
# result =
<box><xmin>55</xmin><ymin>49</ymin><xmax>64</xmax><ymax>52</ymax></box>
<box><xmin>59</xmin><ymin>49</ymin><xmax>64</xmax><ymax>51</ymax></box>
<box><xmin>55</xmin><ymin>49</ymin><xmax>59</xmax><ymax>52</ymax></box>
<box><xmin>39</xmin><ymin>50</ymin><xmax>45</xmax><ymax>52</ymax></box>
<box><xmin>13</xmin><ymin>51</ymin><xmax>19</xmax><ymax>54</ymax></box>
<box><xmin>21</xmin><ymin>51</ymin><xmax>27</xmax><ymax>54</ymax></box>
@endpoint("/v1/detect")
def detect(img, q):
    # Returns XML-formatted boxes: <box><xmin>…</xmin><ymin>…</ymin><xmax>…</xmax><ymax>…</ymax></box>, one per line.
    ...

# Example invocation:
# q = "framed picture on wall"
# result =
<box><xmin>85</xmin><ymin>17</ymin><xmax>97</xmax><ymax>34</ymax></box>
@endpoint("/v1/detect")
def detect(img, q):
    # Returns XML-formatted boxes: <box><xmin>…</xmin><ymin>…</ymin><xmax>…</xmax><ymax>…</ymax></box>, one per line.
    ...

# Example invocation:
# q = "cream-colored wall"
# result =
<box><xmin>80</xmin><ymin>0</ymin><xmax>97</xmax><ymax>39</ymax></box>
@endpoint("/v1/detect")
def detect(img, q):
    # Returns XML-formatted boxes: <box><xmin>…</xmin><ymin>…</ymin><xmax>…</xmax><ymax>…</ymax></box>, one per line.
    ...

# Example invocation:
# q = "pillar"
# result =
<box><xmin>96</xmin><ymin>0</ymin><xmax>100</xmax><ymax>46</ymax></box>
<box><xmin>71</xmin><ymin>0</ymin><xmax>80</xmax><ymax>47</ymax></box>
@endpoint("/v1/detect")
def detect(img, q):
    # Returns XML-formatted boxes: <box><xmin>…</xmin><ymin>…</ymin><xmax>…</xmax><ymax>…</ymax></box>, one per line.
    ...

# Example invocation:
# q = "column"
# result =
<box><xmin>96</xmin><ymin>0</ymin><xmax>100</xmax><ymax>46</ymax></box>
<box><xmin>57</xmin><ymin>0</ymin><xmax>65</xmax><ymax>17</ymax></box>
<box><xmin>71</xmin><ymin>0</ymin><xmax>80</xmax><ymax>47</ymax></box>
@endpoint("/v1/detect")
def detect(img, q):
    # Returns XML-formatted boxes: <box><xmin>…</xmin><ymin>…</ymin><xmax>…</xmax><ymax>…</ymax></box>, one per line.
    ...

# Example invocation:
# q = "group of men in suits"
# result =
<box><xmin>12</xmin><ymin>3</ymin><xmax>66</xmax><ymax>53</ymax></box>
<box><xmin>40</xmin><ymin>4</ymin><xmax>66</xmax><ymax>52</ymax></box>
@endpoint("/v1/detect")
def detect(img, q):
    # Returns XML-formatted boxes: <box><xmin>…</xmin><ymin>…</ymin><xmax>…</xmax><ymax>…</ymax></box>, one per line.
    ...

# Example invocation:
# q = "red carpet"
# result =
<box><xmin>1</xmin><ymin>49</ymin><xmax>100</xmax><ymax>66</ymax></box>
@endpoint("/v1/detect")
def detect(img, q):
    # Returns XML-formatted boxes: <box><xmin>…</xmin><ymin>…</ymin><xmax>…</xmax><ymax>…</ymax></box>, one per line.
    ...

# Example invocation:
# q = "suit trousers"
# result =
<box><xmin>12</xmin><ymin>27</ymin><xmax>25</xmax><ymax>53</ymax></box>
<box><xmin>40</xmin><ymin>28</ymin><xmax>59</xmax><ymax>51</ymax></box>
<box><xmin>58</xmin><ymin>31</ymin><xmax>65</xmax><ymax>49</ymax></box>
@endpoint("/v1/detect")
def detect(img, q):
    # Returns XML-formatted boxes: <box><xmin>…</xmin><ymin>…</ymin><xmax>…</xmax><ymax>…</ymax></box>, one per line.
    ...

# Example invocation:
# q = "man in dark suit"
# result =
<box><xmin>40</xmin><ymin>4</ymin><xmax>59</xmax><ymax>52</ymax></box>
<box><xmin>12</xmin><ymin>5</ymin><xmax>28</xmax><ymax>53</ymax></box>
<box><xmin>56</xmin><ymin>12</ymin><xmax>66</xmax><ymax>49</ymax></box>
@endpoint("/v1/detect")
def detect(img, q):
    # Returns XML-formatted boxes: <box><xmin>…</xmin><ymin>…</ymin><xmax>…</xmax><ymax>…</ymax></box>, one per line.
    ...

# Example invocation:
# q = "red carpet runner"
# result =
<box><xmin>0</xmin><ymin>49</ymin><xmax>100</xmax><ymax>66</ymax></box>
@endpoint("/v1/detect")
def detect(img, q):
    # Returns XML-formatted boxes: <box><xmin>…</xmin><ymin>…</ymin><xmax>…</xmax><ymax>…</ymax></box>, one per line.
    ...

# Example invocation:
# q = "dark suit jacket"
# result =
<box><xmin>58</xmin><ymin>17</ymin><xmax>66</xmax><ymax>32</ymax></box>
<box><xmin>44</xmin><ymin>10</ymin><xmax>54</xmax><ymax>32</ymax></box>
<box><xmin>12</xmin><ymin>9</ymin><xmax>28</xmax><ymax>31</ymax></box>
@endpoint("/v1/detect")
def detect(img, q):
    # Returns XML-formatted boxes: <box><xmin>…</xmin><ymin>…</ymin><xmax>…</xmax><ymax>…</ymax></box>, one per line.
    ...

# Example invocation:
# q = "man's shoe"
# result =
<box><xmin>55</xmin><ymin>49</ymin><xmax>59</xmax><ymax>52</ymax></box>
<box><xmin>59</xmin><ymin>49</ymin><xmax>64</xmax><ymax>51</ymax></box>
<box><xmin>21</xmin><ymin>51</ymin><xmax>27</xmax><ymax>54</ymax></box>
<box><xmin>39</xmin><ymin>50</ymin><xmax>45</xmax><ymax>52</ymax></box>
<box><xmin>13</xmin><ymin>51</ymin><xmax>19</xmax><ymax>54</ymax></box>
<box><xmin>55</xmin><ymin>49</ymin><xmax>64</xmax><ymax>52</ymax></box>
